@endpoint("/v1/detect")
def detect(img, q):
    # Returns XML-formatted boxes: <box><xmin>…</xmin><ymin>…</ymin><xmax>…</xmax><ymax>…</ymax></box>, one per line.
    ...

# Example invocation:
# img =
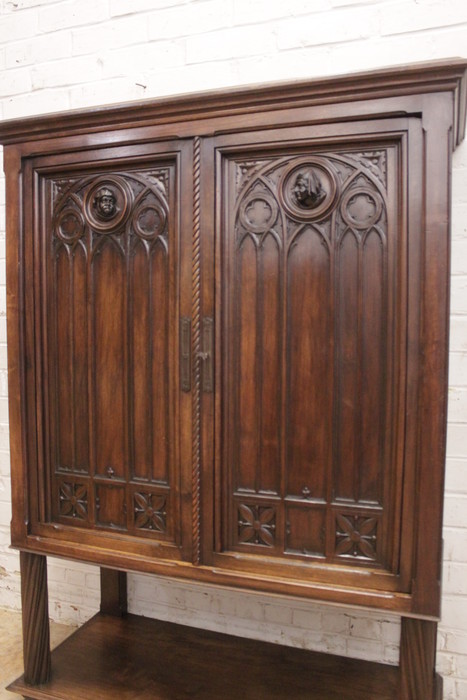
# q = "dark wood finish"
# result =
<box><xmin>100</xmin><ymin>569</ymin><xmax>127</xmax><ymax>617</ymax></box>
<box><xmin>217</xmin><ymin>132</ymin><xmax>402</xmax><ymax>582</ymax></box>
<box><xmin>9</xmin><ymin>613</ymin><xmax>400</xmax><ymax>700</ymax></box>
<box><xmin>41</xmin><ymin>152</ymin><xmax>185</xmax><ymax>550</ymax></box>
<box><xmin>191</xmin><ymin>135</ymin><xmax>203</xmax><ymax>567</ymax></box>
<box><xmin>399</xmin><ymin>618</ymin><xmax>440</xmax><ymax>700</ymax></box>
<box><xmin>0</xmin><ymin>58</ymin><xmax>466</xmax><ymax>146</ymax></box>
<box><xmin>12</xmin><ymin>141</ymin><xmax>195</xmax><ymax>569</ymax></box>
<box><xmin>2</xmin><ymin>60</ymin><xmax>467</xmax><ymax>698</ymax></box>
<box><xmin>19</xmin><ymin>553</ymin><xmax>51</xmax><ymax>686</ymax></box>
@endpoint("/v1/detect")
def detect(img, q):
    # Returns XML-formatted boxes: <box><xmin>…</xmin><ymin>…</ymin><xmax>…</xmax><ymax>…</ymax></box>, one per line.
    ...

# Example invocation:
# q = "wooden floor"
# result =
<box><xmin>8</xmin><ymin>612</ymin><xmax>400</xmax><ymax>700</ymax></box>
<box><xmin>0</xmin><ymin>608</ymin><xmax>74</xmax><ymax>700</ymax></box>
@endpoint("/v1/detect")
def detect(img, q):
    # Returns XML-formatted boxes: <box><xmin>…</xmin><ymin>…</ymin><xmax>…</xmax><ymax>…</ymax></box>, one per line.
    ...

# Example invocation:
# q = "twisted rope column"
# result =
<box><xmin>191</xmin><ymin>136</ymin><xmax>202</xmax><ymax>565</ymax></box>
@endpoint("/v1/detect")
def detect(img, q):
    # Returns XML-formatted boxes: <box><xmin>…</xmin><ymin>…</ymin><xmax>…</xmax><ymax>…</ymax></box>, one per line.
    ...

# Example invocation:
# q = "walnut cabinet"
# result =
<box><xmin>1</xmin><ymin>59</ymin><xmax>466</xmax><ymax>699</ymax></box>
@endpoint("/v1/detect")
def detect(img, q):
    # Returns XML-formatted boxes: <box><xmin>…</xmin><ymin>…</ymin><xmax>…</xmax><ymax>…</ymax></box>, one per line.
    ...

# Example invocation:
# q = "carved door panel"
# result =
<box><xmin>28</xmin><ymin>141</ymin><xmax>193</xmax><ymax>561</ymax></box>
<box><xmin>211</xmin><ymin>120</ymin><xmax>420</xmax><ymax>592</ymax></box>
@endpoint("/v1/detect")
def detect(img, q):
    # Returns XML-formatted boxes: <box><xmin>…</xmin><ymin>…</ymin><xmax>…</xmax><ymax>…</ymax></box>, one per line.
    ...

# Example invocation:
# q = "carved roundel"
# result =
<box><xmin>238</xmin><ymin>192</ymin><xmax>279</xmax><ymax>234</ymax></box>
<box><xmin>55</xmin><ymin>206</ymin><xmax>85</xmax><ymax>243</ymax></box>
<box><xmin>341</xmin><ymin>187</ymin><xmax>383</xmax><ymax>230</ymax></box>
<box><xmin>83</xmin><ymin>176</ymin><xmax>132</xmax><ymax>233</ymax></box>
<box><xmin>279</xmin><ymin>157</ymin><xmax>339</xmax><ymax>221</ymax></box>
<box><xmin>133</xmin><ymin>201</ymin><xmax>167</xmax><ymax>240</ymax></box>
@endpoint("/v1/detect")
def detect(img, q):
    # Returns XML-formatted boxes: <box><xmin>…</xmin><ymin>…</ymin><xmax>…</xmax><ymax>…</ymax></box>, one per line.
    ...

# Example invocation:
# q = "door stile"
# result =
<box><xmin>31</xmin><ymin>160</ymin><xmax>49</xmax><ymax>528</ymax></box>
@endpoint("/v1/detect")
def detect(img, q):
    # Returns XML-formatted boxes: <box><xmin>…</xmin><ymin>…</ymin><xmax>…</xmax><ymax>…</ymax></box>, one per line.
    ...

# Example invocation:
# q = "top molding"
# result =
<box><xmin>0</xmin><ymin>58</ymin><xmax>466</xmax><ymax>147</ymax></box>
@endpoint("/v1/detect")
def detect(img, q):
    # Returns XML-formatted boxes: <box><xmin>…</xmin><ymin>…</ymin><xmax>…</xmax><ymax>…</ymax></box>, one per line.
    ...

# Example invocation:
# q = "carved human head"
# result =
<box><xmin>93</xmin><ymin>187</ymin><xmax>117</xmax><ymax>218</ymax></box>
<box><xmin>293</xmin><ymin>170</ymin><xmax>326</xmax><ymax>209</ymax></box>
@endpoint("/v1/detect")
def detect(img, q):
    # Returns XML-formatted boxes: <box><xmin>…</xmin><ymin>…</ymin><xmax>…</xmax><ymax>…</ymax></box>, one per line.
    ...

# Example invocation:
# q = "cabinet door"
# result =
<box><xmin>25</xmin><ymin>141</ymin><xmax>193</xmax><ymax>562</ymax></box>
<box><xmin>211</xmin><ymin>119</ymin><xmax>420</xmax><ymax>595</ymax></box>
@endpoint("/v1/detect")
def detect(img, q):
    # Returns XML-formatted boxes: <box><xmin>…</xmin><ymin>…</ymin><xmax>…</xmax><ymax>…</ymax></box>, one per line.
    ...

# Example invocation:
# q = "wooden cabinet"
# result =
<box><xmin>1</xmin><ymin>59</ymin><xmax>466</xmax><ymax>699</ymax></box>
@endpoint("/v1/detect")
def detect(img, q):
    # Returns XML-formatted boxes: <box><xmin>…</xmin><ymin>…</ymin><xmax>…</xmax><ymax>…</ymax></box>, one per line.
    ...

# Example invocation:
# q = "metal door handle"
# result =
<box><xmin>200</xmin><ymin>317</ymin><xmax>213</xmax><ymax>393</ymax></box>
<box><xmin>180</xmin><ymin>317</ymin><xmax>191</xmax><ymax>392</ymax></box>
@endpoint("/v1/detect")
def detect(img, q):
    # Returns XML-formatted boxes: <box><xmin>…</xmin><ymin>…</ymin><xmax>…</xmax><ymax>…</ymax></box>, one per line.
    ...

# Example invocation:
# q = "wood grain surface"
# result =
<box><xmin>2</xmin><ymin>60</ymin><xmax>466</xmax><ymax>700</ymax></box>
<box><xmin>9</xmin><ymin>613</ymin><xmax>400</xmax><ymax>700</ymax></box>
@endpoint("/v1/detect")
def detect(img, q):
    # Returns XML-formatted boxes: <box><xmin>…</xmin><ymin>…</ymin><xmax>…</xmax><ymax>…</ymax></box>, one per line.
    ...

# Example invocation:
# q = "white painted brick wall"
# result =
<box><xmin>0</xmin><ymin>1</ymin><xmax>466</xmax><ymax>697</ymax></box>
<box><xmin>4</xmin><ymin>29</ymin><xmax>71</xmax><ymax>68</ymax></box>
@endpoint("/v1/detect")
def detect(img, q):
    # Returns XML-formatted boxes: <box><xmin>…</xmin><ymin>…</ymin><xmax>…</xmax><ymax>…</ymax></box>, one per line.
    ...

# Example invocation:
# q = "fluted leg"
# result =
<box><xmin>399</xmin><ymin>618</ymin><xmax>441</xmax><ymax>699</ymax></box>
<box><xmin>20</xmin><ymin>552</ymin><xmax>51</xmax><ymax>685</ymax></box>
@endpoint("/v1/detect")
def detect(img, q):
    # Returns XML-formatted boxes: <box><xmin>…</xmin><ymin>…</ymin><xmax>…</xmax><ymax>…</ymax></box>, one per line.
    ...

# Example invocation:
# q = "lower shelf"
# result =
<box><xmin>7</xmin><ymin>612</ymin><xmax>407</xmax><ymax>699</ymax></box>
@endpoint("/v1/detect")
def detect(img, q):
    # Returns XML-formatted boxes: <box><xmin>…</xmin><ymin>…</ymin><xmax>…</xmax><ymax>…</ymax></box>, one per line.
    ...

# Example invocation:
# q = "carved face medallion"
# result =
<box><xmin>84</xmin><ymin>176</ymin><xmax>132</xmax><ymax>232</ymax></box>
<box><xmin>292</xmin><ymin>171</ymin><xmax>327</xmax><ymax>210</ymax></box>
<box><xmin>280</xmin><ymin>158</ymin><xmax>339</xmax><ymax>221</ymax></box>
<box><xmin>93</xmin><ymin>187</ymin><xmax>118</xmax><ymax>220</ymax></box>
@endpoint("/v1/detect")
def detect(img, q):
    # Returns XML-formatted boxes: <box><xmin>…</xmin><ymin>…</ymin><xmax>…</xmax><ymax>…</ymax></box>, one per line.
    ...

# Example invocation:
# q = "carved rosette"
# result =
<box><xmin>134</xmin><ymin>492</ymin><xmax>167</xmax><ymax>532</ymax></box>
<box><xmin>238</xmin><ymin>504</ymin><xmax>276</xmax><ymax>546</ymax></box>
<box><xmin>58</xmin><ymin>482</ymin><xmax>88</xmax><ymax>520</ymax></box>
<box><xmin>335</xmin><ymin>513</ymin><xmax>378</xmax><ymax>560</ymax></box>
